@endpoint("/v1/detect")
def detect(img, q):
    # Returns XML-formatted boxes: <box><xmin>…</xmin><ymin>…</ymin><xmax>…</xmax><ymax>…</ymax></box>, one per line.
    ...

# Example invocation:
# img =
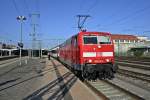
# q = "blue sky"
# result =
<box><xmin>0</xmin><ymin>0</ymin><xmax>150</xmax><ymax>48</ymax></box>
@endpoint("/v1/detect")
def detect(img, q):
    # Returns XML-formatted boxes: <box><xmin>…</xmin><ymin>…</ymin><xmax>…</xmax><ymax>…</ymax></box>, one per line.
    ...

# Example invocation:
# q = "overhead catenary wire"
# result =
<box><xmin>99</xmin><ymin>5</ymin><xmax>150</xmax><ymax>28</ymax></box>
<box><xmin>95</xmin><ymin>0</ymin><xmax>136</xmax><ymax>28</ymax></box>
<box><xmin>22</xmin><ymin>0</ymin><xmax>41</xmax><ymax>49</ymax></box>
<box><xmin>76</xmin><ymin>0</ymin><xmax>99</xmax><ymax>31</ymax></box>
<box><xmin>35</xmin><ymin>0</ymin><xmax>40</xmax><ymax>13</ymax></box>
<box><xmin>11</xmin><ymin>0</ymin><xmax>32</xmax><ymax>49</ymax></box>
<box><xmin>78</xmin><ymin>0</ymin><xmax>86</xmax><ymax>12</ymax></box>
<box><xmin>78</xmin><ymin>0</ymin><xmax>99</xmax><ymax>14</ymax></box>
<box><xmin>86</xmin><ymin>0</ymin><xmax>99</xmax><ymax>13</ymax></box>
<box><xmin>81</xmin><ymin>1</ymin><xmax>150</xmax><ymax>33</ymax></box>
<box><xmin>23</xmin><ymin>0</ymin><xmax>30</xmax><ymax>14</ymax></box>
<box><xmin>12</xmin><ymin>0</ymin><xmax>22</xmax><ymax>15</ymax></box>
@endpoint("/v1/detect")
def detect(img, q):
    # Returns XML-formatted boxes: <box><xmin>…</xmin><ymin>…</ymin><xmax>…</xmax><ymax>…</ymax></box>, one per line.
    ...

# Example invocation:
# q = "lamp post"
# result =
<box><xmin>17</xmin><ymin>16</ymin><xmax>26</xmax><ymax>66</ymax></box>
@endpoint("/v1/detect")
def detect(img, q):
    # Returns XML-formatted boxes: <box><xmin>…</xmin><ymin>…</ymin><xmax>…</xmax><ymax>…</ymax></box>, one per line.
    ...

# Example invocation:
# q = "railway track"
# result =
<box><xmin>116</xmin><ymin>73</ymin><xmax>150</xmax><ymax>92</ymax></box>
<box><xmin>115</xmin><ymin>57</ymin><xmax>150</xmax><ymax>62</ymax></box>
<box><xmin>0</xmin><ymin>57</ymin><xmax>28</xmax><ymax>68</ymax></box>
<box><xmin>116</xmin><ymin>61</ymin><xmax>150</xmax><ymax>70</ymax></box>
<box><xmin>117</xmin><ymin>68</ymin><xmax>150</xmax><ymax>83</ymax></box>
<box><xmin>0</xmin><ymin>57</ymin><xmax>20</xmax><ymax>65</ymax></box>
<box><xmin>84</xmin><ymin>80</ymin><xmax>143</xmax><ymax>100</ymax></box>
<box><xmin>83</xmin><ymin>60</ymin><xmax>150</xmax><ymax>100</ymax></box>
<box><xmin>115</xmin><ymin>59</ymin><xmax>150</xmax><ymax>66</ymax></box>
<box><xmin>116</xmin><ymin>58</ymin><xmax>150</xmax><ymax>82</ymax></box>
<box><xmin>53</xmin><ymin>56</ymin><xmax>149</xmax><ymax>99</ymax></box>
<box><xmin>116</xmin><ymin>59</ymin><xmax>150</xmax><ymax>82</ymax></box>
<box><xmin>0</xmin><ymin>55</ymin><xmax>18</xmax><ymax>61</ymax></box>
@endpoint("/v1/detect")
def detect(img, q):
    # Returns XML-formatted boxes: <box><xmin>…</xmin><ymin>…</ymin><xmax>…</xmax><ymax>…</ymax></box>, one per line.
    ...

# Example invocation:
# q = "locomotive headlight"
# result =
<box><xmin>88</xmin><ymin>59</ymin><xmax>92</xmax><ymax>63</ymax></box>
<box><xmin>98</xmin><ymin>45</ymin><xmax>101</xmax><ymax>48</ymax></box>
<box><xmin>106</xmin><ymin>59</ymin><xmax>110</xmax><ymax>62</ymax></box>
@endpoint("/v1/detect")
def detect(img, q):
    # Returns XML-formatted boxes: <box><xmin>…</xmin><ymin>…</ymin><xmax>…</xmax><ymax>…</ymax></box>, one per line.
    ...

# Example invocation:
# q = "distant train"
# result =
<box><xmin>50</xmin><ymin>31</ymin><xmax>118</xmax><ymax>80</ymax></box>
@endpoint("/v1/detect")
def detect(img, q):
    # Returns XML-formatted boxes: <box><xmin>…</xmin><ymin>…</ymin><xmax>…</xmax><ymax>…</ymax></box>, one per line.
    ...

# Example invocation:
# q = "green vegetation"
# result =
<box><xmin>133</xmin><ymin>50</ymin><xmax>144</xmax><ymax>57</ymax></box>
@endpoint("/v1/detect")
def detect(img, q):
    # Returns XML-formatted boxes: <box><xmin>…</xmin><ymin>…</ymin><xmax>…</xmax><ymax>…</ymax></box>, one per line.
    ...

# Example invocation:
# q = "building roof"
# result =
<box><xmin>111</xmin><ymin>34</ymin><xmax>139</xmax><ymax>40</ymax></box>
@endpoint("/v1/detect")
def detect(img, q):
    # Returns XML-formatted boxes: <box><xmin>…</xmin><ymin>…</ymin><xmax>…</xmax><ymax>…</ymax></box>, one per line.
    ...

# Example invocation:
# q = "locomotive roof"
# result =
<box><xmin>78</xmin><ymin>31</ymin><xmax>111</xmax><ymax>35</ymax></box>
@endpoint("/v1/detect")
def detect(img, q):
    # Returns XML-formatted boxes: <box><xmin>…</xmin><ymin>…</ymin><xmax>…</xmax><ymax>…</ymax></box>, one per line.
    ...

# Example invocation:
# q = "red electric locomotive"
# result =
<box><xmin>59</xmin><ymin>31</ymin><xmax>118</xmax><ymax>80</ymax></box>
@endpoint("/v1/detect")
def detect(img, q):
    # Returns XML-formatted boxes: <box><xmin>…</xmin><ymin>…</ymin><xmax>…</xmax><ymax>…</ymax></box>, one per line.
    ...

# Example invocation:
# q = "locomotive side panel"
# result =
<box><xmin>71</xmin><ymin>35</ymin><xmax>81</xmax><ymax>70</ymax></box>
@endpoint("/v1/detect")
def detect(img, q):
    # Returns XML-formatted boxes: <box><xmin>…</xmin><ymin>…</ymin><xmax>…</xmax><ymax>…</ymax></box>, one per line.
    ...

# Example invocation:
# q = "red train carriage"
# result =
<box><xmin>59</xmin><ymin>31</ymin><xmax>118</xmax><ymax>80</ymax></box>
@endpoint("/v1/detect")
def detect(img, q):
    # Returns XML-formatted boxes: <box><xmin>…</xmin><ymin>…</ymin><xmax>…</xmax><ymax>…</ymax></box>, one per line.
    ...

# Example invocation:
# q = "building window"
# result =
<box><xmin>130</xmin><ymin>40</ymin><xmax>134</xmax><ymax>43</ymax></box>
<box><xmin>120</xmin><ymin>40</ymin><xmax>124</xmax><ymax>43</ymax></box>
<box><xmin>129</xmin><ymin>40</ymin><xmax>130</xmax><ymax>43</ymax></box>
<box><xmin>125</xmin><ymin>40</ymin><xmax>129</xmax><ymax>43</ymax></box>
<box><xmin>135</xmin><ymin>40</ymin><xmax>138</xmax><ymax>43</ymax></box>
<box><xmin>115</xmin><ymin>40</ymin><xmax>119</xmax><ymax>42</ymax></box>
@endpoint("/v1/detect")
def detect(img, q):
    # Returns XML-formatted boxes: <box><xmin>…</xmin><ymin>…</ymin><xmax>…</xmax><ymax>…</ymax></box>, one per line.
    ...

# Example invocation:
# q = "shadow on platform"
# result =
<box><xmin>0</xmin><ymin>65</ymin><xmax>58</xmax><ymax>92</ymax></box>
<box><xmin>23</xmin><ymin>59</ymin><xmax>77</xmax><ymax>100</ymax></box>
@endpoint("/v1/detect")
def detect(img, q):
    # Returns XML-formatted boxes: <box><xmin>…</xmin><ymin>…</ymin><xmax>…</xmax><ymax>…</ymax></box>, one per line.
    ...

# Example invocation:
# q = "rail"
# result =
<box><xmin>0</xmin><ymin>55</ymin><xmax>18</xmax><ymax>61</ymax></box>
<box><xmin>118</xmin><ymin>69</ymin><xmax>150</xmax><ymax>82</ymax></box>
<box><xmin>84</xmin><ymin>80</ymin><xmax>144</xmax><ymax>100</ymax></box>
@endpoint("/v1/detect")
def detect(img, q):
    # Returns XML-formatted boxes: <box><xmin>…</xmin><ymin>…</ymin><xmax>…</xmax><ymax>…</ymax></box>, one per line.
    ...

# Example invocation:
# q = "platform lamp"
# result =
<box><xmin>17</xmin><ymin>16</ymin><xmax>26</xmax><ymax>66</ymax></box>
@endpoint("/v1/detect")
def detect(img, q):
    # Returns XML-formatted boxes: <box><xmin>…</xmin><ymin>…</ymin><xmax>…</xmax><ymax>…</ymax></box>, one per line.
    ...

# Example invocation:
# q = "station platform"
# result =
<box><xmin>0</xmin><ymin>57</ymin><xmax>99</xmax><ymax>100</ymax></box>
<box><xmin>39</xmin><ymin>58</ymin><xmax>99</xmax><ymax>100</ymax></box>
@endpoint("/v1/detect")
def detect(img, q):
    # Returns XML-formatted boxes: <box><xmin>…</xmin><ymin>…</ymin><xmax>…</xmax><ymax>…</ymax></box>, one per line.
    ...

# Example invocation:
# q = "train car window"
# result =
<box><xmin>98</xmin><ymin>36</ymin><xmax>111</xmax><ymax>44</ymax></box>
<box><xmin>83</xmin><ymin>36</ymin><xmax>97</xmax><ymax>44</ymax></box>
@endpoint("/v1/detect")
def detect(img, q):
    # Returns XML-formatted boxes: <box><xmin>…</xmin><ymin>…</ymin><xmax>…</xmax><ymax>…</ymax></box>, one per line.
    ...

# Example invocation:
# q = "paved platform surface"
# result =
<box><xmin>0</xmin><ymin>57</ymin><xmax>99</xmax><ymax>100</ymax></box>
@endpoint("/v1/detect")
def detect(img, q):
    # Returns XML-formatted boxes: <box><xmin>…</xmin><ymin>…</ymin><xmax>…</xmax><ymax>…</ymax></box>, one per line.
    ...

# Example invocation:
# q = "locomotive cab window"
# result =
<box><xmin>83</xmin><ymin>36</ymin><xmax>97</xmax><ymax>44</ymax></box>
<box><xmin>98</xmin><ymin>36</ymin><xmax>111</xmax><ymax>44</ymax></box>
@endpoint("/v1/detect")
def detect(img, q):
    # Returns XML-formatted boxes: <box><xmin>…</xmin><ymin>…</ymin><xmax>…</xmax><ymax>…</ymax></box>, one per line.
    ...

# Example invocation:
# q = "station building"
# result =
<box><xmin>0</xmin><ymin>42</ymin><xmax>17</xmax><ymax>56</ymax></box>
<box><xmin>111</xmin><ymin>34</ymin><xmax>150</xmax><ymax>56</ymax></box>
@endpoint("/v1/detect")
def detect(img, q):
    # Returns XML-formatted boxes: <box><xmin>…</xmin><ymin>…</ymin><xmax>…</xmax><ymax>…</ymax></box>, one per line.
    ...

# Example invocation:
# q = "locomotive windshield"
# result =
<box><xmin>83</xmin><ymin>35</ymin><xmax>111</xmax><ymax>44</ymax></box>
<box><xmin>83</xmin><ymin>36</ymin><xmax>98</xmax><ymax>44</ymax></box>
<box><xmin>98</xmin><ymin>36</ymin><xmax>111</xmax><ymax>44</ymax></box>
